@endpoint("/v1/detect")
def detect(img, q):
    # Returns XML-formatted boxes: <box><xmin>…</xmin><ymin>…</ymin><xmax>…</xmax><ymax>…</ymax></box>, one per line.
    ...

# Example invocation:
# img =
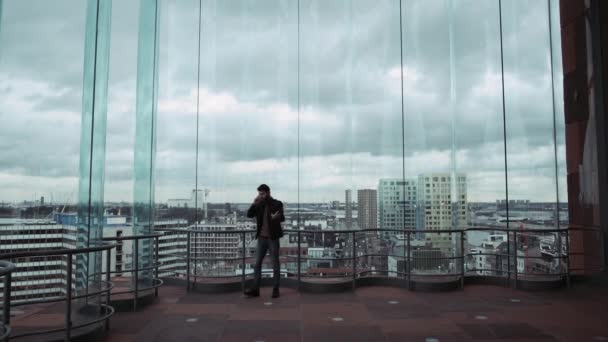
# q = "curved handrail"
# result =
<box><xmin>100</xmin><ymin>234</ymin><xmax>163</xmax><ymax>310</ymax></box>
<box><xmin>157</xmin><ymin>225</ymin><xmax>601</xmax><ymax>235</ymax></box>
<box><xmin>156</xmin><ymin>225</ymin><xmax>604</xmax><ymax>291</ymax></box>
<box><xmin>0</xmin><ymin>243</ymin><xmax>116</xmax><ymax>341</ymax></box>
<box><xmin>0</xmin><ymin>241</ymin><xmax>115</xmax><ymax>259</ymax></box>
<box><xmin>101</xmin><ymin>233</ymin><xmax>162</xmax><ymax>242</ymax></box>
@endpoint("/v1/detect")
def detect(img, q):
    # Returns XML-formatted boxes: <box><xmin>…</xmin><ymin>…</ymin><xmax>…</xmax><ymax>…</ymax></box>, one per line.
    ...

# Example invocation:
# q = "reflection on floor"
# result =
<box><xmin>103</xmin><ymin>280</ymin><xmax>608</xmax><ymax>342</ymax></box>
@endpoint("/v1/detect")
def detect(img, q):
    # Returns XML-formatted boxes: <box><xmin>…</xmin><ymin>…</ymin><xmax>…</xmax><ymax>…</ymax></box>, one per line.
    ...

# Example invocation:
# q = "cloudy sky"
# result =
<box><xmin>0</xmin><ymin>0</ymin><xmax>567</xmax><ymax>205</ymax></box>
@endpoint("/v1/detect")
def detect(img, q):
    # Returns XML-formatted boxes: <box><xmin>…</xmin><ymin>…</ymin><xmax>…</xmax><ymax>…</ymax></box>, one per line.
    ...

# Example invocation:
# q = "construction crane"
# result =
<box><xmin>203</xmin><ymin>189</ymin><xmax>210</xmax><ymax>220</ymax></box>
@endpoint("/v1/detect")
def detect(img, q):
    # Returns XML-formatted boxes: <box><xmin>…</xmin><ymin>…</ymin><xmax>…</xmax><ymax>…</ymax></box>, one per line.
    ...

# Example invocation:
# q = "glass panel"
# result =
<box><xmin>103</xmin><ymin>0</ymin><xmax>141</xmax><ymax>291</ymax></box>
<box><xmin>195</xmin><ymin>0</ymin><xmax>298</xmax><ymax>281</ymax></box>
<box><xmin>299</xmin><ymin>0</ymin><xmax>402</xmax><ymax>280</ymax></box>
<box><xmin>549</xmin><ymin>0</ymin><xmax>568</xmax><ymax>227</ymax></box>
<box><xmin>0</xmin><ymin>0</ymin><xmax>88</xmax><ymax>302</ymax></box>
<box><xmin>154</xmin><ymin>0</ymin><xmax>199</xmax><ymax>280</ymax></box>
<box><xmin>134</xmin><ymin>0</ymin><xmax>161</xmax><ymax>286</ymax></box>
<box><xmin>197</xmin><ymin>0</ymin><xmax>299</xmax><ymax>202</ymax></box>
<box><xmin>401</xmin><ymin>0</ymin><xmax>457</xmax><ymax>274</ymax></box>
<box><xmin>445</xmin><ymin>0</ymin><xmax>507</xmax><ymax>277</ymax></box>
<box><xmin>502</xmin><ymin>0</ymin><xmax>560</xmax><ymax>279</ymax></box>
<box><xmin>549</xmin><ymin>0</ymin><xmax>569</xmax><ymax>275</ymax></box>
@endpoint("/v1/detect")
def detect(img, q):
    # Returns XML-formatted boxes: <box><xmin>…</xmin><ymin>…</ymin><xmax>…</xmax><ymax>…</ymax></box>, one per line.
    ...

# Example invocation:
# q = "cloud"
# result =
<box><xmin>0</xmin><ymin>0</ymin><xmax>567</xmax><ymax>204</ymax></box>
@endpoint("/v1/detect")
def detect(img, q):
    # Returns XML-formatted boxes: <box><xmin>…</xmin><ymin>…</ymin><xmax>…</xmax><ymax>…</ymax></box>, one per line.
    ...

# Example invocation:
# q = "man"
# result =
<box><xmin>244</xmin><ymin>184</ymin><xmax>285</xmax><ymax>298</ymax></box>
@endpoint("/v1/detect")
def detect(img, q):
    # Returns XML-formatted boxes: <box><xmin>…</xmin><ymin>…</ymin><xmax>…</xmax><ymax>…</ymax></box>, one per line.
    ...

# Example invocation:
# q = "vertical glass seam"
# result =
<box><xmin>87</xmin><ymin>0</ymin><xmax>102</xmax><ymax>248</ymax></box>
<box><xmin>398</xmin><ymin>0</ymin><xmax>406</xmax><ymax>237</ymax></box>
<box><xmin>297</xmin><ymin>0</ymin><xmax>300</xmax><ymax>232</ymax></box>
<box><xmin>498</xmin><ymin>0</ymin><xmax>510</xmax><ymax>230</ymax></box>
<box><xmin>498</xmin><ymin>0</ymin><xmax>511</xmax><ymax>280</ymax></box>
<box><xmin>149</xmin><ymin>0</ymin><xmax>160</xmax><ymax>228</ymax></box>
<box><xmin>194</xmin><ymin>0</ymin><xmax>203</xmax><ymax>225</ymax></box>
<box><xmin>0</xmin><ymin>1</ymin><xmax>3</xmax><ymax>61</ymax></box>
<box><xmin>547</xmin><ymin>0</ymin><xmax>561</xmax><ymax>230</ymax></box>
<box><xmin>448</xmin><ymin>0</ymin><xmax>458</xmax><ymax>231</ymax></box>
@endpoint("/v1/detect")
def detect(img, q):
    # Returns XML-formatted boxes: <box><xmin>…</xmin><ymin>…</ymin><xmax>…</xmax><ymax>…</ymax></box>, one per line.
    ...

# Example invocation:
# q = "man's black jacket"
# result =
<box><xmin>247</xmin><ymin>197</ymin><xmax>285</xmax><ymax>240</ymax></box>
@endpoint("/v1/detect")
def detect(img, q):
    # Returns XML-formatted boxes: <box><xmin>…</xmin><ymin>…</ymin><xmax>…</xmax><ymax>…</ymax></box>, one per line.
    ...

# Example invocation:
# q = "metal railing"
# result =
<box><xmin>101</xmin><ymin>234</ymin><xmax>163</xmax><ymax>311</ymax></box>
<box><xmin>0</xmin><ymin>243</ymin><xmax>116</xmax><ymax>341</ymax></box>
<box><xmin>157</xmin><ymin>225</ymin><xmax>605</xmax><ymax>291</ymax></box>
<box><xmin>0</xmin><ymin>261</ymin><xmax>15</xmax><ymax>342</ymax></box>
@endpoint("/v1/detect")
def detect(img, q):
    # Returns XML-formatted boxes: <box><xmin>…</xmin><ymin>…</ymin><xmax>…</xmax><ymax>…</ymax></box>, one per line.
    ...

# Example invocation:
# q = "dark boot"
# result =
<box><xmin>271</xmin><ymin>288</ymin><xmax>280</xmax><ymax>298</ymax></box>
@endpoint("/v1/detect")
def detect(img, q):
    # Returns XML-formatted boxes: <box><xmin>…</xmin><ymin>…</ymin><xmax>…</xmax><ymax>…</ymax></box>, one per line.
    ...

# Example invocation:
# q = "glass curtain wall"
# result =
<box><xmin>150</xmin><ymin>0</ymin><xmax>566</xmax><ymax>281</ymax></box>
<box><xmin>0</xmin><ymin>0</ymin><xmax>90</xmax><ymax>301</ymax></box>
<box><xmin>0</xmin><ymin>0</ymin><xmax>569</xmax><ymax>287</ymax></box>
<box><xmin>103</xmin><ymin>0</ymin><xmax>141</xmax><ymax>289</ymax></box>
<box><xmin>502</xmin><ymin>0</ymin><xmax>565</xmax><ymax>278</ymax></box>
<box><xmin>299</xmin><ymin>0</ymin><xmax>402</xmax><ymax>277</ymax></box>
<box><xmin>0</xmin><ymin>0</ymin><xmax>111</xmax><ymax>310</ymax></box>
<box><xmin>401</xmin><ymin>0</ymin><xmax>506</xmax><ymax>276</ymax></box>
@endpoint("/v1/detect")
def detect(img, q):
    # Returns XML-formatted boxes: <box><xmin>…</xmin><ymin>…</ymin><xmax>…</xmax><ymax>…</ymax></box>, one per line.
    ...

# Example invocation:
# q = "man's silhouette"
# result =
<box><xmin>244</xmin><ymin>184</ymin><xmax>285</xmax><ymax>298</ymax></box>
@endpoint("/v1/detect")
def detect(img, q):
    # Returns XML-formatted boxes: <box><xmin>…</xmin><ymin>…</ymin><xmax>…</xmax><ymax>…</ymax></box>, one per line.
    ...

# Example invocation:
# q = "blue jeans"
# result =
<box><xmin>253</xmin><ymin>237</ymin><xmax>280</xmax><ymax>290</ymax></box>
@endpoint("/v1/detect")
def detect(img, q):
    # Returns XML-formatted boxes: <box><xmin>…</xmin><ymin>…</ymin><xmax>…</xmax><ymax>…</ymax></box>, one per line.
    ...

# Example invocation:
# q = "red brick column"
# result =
<box><xmin>560</xmin><ymin>0</ymin><xmax>608</xmax><ymax>274</ymax></box>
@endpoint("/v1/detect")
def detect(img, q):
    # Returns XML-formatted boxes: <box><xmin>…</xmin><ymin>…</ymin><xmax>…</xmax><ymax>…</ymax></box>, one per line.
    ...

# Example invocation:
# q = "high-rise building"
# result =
<box><xmin>345</xmin><ymin>190</ymin><xmax>352</xmax><ymax>229</ymax></box>
<box><xmin>357</xmin><ymin>189</ymin><xmax>377</xmax><ymax>230</ymax></box>
<box><xmin>378</xmin><ymin>179</ymin><xmax>417</xmax><ymax>239</ymax></box>
<box><xmin>0</xmin><ymin>218</ymin><xmax>76</xmax><ymax>303</ymax></box>
<box><xmin>417</xmin><ymin>173</ymin><xmax>468</xmax><ymax>251</ymax></box>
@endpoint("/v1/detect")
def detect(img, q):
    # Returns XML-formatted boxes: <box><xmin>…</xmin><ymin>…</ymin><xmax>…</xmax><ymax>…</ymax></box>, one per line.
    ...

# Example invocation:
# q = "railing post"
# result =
<box><xmin>3</xmin><ymin>270</ymin><xmax>11</xmax><ymax>335</ymax></box>
<box><xmin>556</xmin><ymin>229</ymin><xmax>563</xmax><ymax>279</ymax></box>
<box><xmin>352</xmin><ymin>231</ymin><xmax>356</xmax><ymax>291</ymax></box>
<box><xmin>460</xmin><ymin>230</ymin><xmax>465</xmax><ymax>290</ymax></box>
<box><xmin>193</xmin><ymin>232</ymin><xmax>197</xmax><ymax>289</ymax></box>
<box><xmin>133</xmin><ymin>239</ymin><xmax>139</xmax><ymax>312</ymax></box>
<box><xmin>402</xmin><ymin>229</ymin><xmax>406</xmax><ymax>286</ymax></box>
<box><xmin>241</xmin><ymin>231</ymin><xmax>246</xmax><ymax>293</ymax></box>
<box><xmin>507</xmin><ymin>227</ymin><xmax>511</xmax><ymax>288</ymax></box>
<box><xmin>186</xmin><ymin>231</ymin><xmax>191</xmax><ymax>292</ymax></box>
<box><xmin>105</xmin><ymin>247</ymin><xmax>111</xmax><ymax>332</ymax></box>
<box><xmin>155</xmin><ymin>236</ymin><xmax>160</xmax><ymax>297</ymax></box>
<box><xmin>297</xmin><ymin>231</ymin><xmax>301</xmax><ymax>292</ymax></box>
<box><xmin>565</xmin><ymin>227</ymin><xmax>571</xmax><ymax>288</ymax></box>
<box><xmin>599</xmin><ymin>228</ymin><xmax>606</xmax><ymax>274</ymax></box>
<box><xmin>513</xmin><ymin>230</ymin><xmax>518</xmax><ymax>290</ymax></box>
<box><xmin>65</xmin><ymin>254</ymin><xmax>73</xmax><ymax>342</ymax></box>
<box><xmin>406</xmin><ymin>230</ymin><xmax>411</xmax><ymax>290</ymax></box>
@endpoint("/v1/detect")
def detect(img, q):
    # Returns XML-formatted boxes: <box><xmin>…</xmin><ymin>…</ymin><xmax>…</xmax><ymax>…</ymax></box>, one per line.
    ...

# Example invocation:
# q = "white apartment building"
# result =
<box><xmin>417</xmin><ymin>173</ymin><xmax>468</xmax><ymax>251</ymax></box>
<box><xmin>378</xmin><ymin>178</ymin><xmax>417</xmax><ymax>239</ymax></box>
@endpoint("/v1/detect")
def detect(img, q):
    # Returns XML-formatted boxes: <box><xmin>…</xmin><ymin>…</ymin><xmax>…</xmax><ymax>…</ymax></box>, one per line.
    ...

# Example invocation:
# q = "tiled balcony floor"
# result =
<box><xmin>105</xmin><ymin>278</ymin><xmax>608</xmax><ymax>342</ymax></box>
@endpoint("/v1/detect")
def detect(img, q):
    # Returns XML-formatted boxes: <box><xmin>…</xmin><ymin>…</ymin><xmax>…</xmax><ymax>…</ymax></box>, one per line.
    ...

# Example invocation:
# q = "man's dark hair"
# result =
<box><xmin>257</xmin><ymin>184</ymin><xmax>270</xmax><ymax>192</ymax></box>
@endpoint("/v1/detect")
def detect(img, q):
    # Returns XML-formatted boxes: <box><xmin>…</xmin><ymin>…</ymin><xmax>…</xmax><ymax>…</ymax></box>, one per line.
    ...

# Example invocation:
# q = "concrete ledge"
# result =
<box><xmin>409</xmin><ymin>275</ymin><xmax>461</xmax><ymax>292</ymax></box>
<box><xmin>160</xmin><ymin>273</ymin><xmax>599</xmax><ymax>293</ymax></box>
<box><xmin>516</xmin><ymin>276</ymin><xmax>565</xmax><ymax>291</ymax></box>
<box><xmin>464</xmin><ymin>275</ymin><xmax>509</xmax><ymax>287</ymax></box>
<box><xmin>110</xmin><ymin>290</ymin><xmax>157</xmax><ymax>312</ymax></box>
